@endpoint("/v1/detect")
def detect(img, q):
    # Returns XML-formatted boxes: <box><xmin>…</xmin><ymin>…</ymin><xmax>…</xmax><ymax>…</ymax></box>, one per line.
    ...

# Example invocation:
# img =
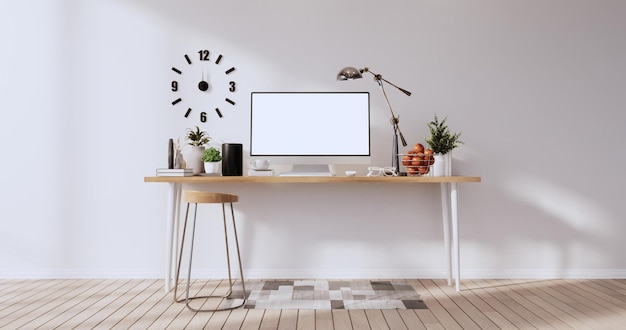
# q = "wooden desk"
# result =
<box><xmin>144</xmin><ymin>175</ymin><xmax>481</xmax><ymax>292</ymax></box>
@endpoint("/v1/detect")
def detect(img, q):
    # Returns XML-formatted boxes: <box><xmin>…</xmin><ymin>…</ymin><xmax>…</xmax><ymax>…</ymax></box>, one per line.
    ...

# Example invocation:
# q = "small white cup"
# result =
<box><xmin>250</xmin><ymin>159</ymin><xmax>270</xmax><ymax>170</ymax></box>
<box><xmin>345</xmin><ymin>170</ymin><xmax>357</xmax><ymax>177</ymax></box>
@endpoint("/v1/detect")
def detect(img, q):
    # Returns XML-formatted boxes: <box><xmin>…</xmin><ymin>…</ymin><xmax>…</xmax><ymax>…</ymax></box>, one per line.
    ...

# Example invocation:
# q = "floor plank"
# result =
<box><xmin>427</xmin><ymin>279</ymin><xmax>498</xmax><ymax>329</ymax></box>
<box><xmin>0</xmin><ymin>279</ymin><xmax>48</xmax><ymax>305</ymax></box>
<box><xmin>397</xmin><ymin>309</ymin><xmax>427</xmax><ymax>330</ymax></box>
<box><xmin>410</xmin><ymin>279</ymin><xmax>462</xmax><ymax>329</ymax></box>
<box><xmin>109</xmin><ymin>280</ymin><xmax>172</xmax><ymax>329</ymax></box>
<box><xmin>277</xmin><ymin>309</ymin><xmax>298</xmax><ymax>330</ymax></box>
<box><xmin>315</xmin><ymin>309</ymin><xmax>334</xmax><ymax>330</ymax></box>
<box><xmin>493</xmin><ymin>279</ymin><xmax>565</xmax><ymax>329</ymax></box>
<box><xmin>96</xmin><ymin>279</ymin><xmax>162</xmax><ymax>329</ymax></box>
<box><xmin>0</xmin><ymin>278</ymin><xmax>624</xmax><ymax>329</ymax></box>
<box><xmin>331</xmin><ymin>309</ymin><xmax>353</xmax><ymax>330</ymax></box>
<box><xmin>296</xmin><ymin>309</ymin><xmax>315</xmax><ymax>330</ymax></box>
<box><xmin>348</xmin><ymin>309</ymin><xmax>370</xmax><ymax>329</ymax></box>
<box><xmin>382</xmin><ymin>309</ymin><xmax>408</xmax><ymax>329</ymax></box>
<box><xmin>453</xmin><ymin>279</ymin><xmax>516</xmax><ymax>329</ymax></box>
<box><xmin>240</xmin><ymin>308</ymin><xmax>264</xmax><ymax>329</ymax></box>
<box><xmin>365</xmin><ymin>309</ymin><xmax>390</xmax><ymax>330</ymax></box>
<box><xmin>202</xmin><ymin>308</ymin><xmax>231</xmax><ymax>329</ymax></box>
<box><xmin>513</xmin><ymin>279</ymin><xmax>589</xmax><ymax>329</ymax></box>
<box><xmin>259</xmin><ymin>309</ymin><xmax>281</xmax><ymax>329</ymax></box>
<box><xmin>0</xmin><ymin>279</ymin><xmax>62</xmax><ymax>324</ymax></box>
<box><xmin>70</xmin><ymin>279</ymin><xmax>144</xmax><ymax>329</ymax></box>
<box><xmin>41</xmin><ymin>281</ymin><xmax>134</xmax><ymax>329</ymax></box>
<box><xmin>467</xmin><ymin>279</ymin><xmax>536</xmax><ymax>329</ymax></box>
<box><xmin>524</xmin><ymin>279</ymin><xmax>616</xmax><ymax>329</ymax></box>
<box><xmin>1</xmin><ymin>279</ymin><xmax>85</xmax><ymax>329</ymax></box>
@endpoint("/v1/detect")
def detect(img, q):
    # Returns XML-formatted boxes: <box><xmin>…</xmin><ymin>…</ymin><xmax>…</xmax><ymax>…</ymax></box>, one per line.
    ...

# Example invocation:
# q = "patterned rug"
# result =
<box><xmin>237</xmin><ymin>279</ymin><xmax>427</xmax><ymax>310</ymax></box>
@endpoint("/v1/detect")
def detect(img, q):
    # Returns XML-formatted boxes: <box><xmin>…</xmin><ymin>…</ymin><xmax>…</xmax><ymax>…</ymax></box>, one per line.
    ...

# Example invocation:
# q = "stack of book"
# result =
<box><xmin>156</xmin><ymin>168</ymin><xmax>193</xmax><ymax>177</ymax></box>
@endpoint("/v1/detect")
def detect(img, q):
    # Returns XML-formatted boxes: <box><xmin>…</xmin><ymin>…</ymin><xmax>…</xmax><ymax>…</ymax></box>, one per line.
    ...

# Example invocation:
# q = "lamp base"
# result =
<box><xmin>392</xmin><ymin>133</ymin><xmax>406</xmax><ymax>176</ymax></box>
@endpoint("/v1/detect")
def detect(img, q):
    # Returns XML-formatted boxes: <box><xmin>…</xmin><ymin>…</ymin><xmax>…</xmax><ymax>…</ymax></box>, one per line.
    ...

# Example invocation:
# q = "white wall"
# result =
<box><xmin>1</xmin><ymin>0</ymin><xmax>624</xmax><ymax>279</ymax></box>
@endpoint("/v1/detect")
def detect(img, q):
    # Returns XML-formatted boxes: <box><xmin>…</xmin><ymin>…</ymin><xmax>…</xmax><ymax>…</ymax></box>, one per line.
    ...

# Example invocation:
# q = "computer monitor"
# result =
<box><xmin>250</xmin><ymin>92</ymin><xmax>370</xmax><ymax>175</ymax></box>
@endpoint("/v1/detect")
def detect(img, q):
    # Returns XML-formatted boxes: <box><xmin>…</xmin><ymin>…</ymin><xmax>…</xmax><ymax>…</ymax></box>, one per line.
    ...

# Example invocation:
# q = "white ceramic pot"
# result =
<box><xmin>433</xmin><ymin>153</ymin><xmax>451</xmax><ymax>177</ymax></box>
<box><xmin>433</xmin><ymin>155</ymin><xmax>445</xmax><ymax>176</ymax></box>
<box><xmin>204</xmin><ymin>161</ymin><xmax>221</xmax><ymax>174</ymax></box>
<box><xmin>188</xmin><ymin>146</ymin><xmax>205</xmax><ymax>175</ymax></box>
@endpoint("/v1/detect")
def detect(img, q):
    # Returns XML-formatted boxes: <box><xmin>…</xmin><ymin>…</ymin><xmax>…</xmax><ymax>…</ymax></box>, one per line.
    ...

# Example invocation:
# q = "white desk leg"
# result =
<box><xmin>171</xmin><ymin>183</ymin><xmax>182</xmax><ymax>290</ymax></box>
<box><xmin>451</xmin><ymin>182</ymin><xmax>461</xmax><ymax>292</ymax></box>
<box><xmin>440</xmin><ymin>183</ymin><xmax>452</xmax><ymax>286</ymax></box>
<box><xmin>164</xmin><ymin>182</ymin><xmax>179</xmax><ymax>292</ymax></box>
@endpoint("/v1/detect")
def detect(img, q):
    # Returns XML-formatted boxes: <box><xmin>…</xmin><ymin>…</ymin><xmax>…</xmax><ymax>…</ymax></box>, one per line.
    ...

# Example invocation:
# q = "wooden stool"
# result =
<box><xmin>174</xmin><ymin>191</ymin><xmax>246</xmax><ymax>312</ymax></box>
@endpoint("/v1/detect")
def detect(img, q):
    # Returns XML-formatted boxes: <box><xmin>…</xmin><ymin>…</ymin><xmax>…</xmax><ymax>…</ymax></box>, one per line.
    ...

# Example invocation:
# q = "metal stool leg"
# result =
<box><xmin>228</xmin><ymin>202</ymin><xmax>247</xmax><ymax>298</ymax></box>
<box><xmin>173</xmin><ymin>202</ymin><xmax>191</xmax><ymax>303</ymax></box>
<box><xmin>173</xmin><ymin>202</ymin><xmax>246</xmax><ymax>312</ymax></box>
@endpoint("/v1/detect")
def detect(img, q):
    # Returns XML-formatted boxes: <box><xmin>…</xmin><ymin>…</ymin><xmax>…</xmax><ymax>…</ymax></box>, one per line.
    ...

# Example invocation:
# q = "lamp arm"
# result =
<box><xmin>362</xmin><ymin>68</ymin><xmax>412</xmax><ymax>96</ymax></box>
<box><xmin>380</xmin><ymin>77</ymin><xmax>412</xmax><ymax>96</ymax></box>
<box><xmin>377</xmin><ymin>80</ymin><xmax>408</xmax><ymax>147</ymax></box>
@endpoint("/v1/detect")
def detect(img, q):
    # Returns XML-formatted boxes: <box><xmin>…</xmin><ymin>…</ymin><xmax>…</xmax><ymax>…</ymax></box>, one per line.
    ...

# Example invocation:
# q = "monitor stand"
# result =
<box><xmin>279</xmin><ymin>164</ymin><xmax>334</xmax><ymax>177</ymax></box>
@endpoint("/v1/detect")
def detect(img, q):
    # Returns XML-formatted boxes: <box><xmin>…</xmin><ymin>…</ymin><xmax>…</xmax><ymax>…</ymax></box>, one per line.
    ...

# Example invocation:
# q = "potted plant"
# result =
<box><xmin>425</xmin><ymin>114</ymin><xmax>463</xmax><ymax>176</ymax></box>
<box><xmin>185</xmin><ymin>126</ymin><xmax>211</xmax><ymax>175</ymax></box>
<box><xmin>202</xmin><ymin>147</ymin><xmax>222</xmax><ymax>174</ymax></box>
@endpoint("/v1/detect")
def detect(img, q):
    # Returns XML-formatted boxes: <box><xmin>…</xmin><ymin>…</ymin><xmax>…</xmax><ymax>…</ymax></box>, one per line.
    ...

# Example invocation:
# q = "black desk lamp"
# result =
<box><xmin>337</xmin><ymin>67</ymin><xmax>411</xmax><ymax>173</ymax></box>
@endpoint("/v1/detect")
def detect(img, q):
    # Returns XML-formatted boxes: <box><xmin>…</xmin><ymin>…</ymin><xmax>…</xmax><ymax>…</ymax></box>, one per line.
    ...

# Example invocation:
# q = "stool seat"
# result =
<box><xmin>174</xmin><ymin>190</ymin><xmax>246</xmax><ymax>312</ymax></box>
<box><xmin>183</xmin><ymin>191</ymin><xmax>239</xmax><ymax>204</ymax></box>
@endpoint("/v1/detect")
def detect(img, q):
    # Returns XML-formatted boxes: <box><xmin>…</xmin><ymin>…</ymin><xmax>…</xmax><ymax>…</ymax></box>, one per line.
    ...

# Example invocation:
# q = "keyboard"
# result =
<box><xmin>279</xmin><ymin>171</ymin><xmax>335</xmax><ymax>177</ymax></box>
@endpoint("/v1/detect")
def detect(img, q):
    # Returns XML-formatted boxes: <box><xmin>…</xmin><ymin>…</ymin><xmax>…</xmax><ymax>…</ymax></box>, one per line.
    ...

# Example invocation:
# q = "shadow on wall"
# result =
<box><xmin>463</xmin><ymin>170</ymin><xmax>618</xmax><ymax>276</ymax></box>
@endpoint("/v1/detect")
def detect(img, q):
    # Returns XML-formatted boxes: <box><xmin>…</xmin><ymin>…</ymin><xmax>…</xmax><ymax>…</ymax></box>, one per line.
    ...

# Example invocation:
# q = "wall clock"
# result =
<box><xmin>170</xmin><ymin>49</ymin><xmax>237</xmax><ymax>122</ymax></box>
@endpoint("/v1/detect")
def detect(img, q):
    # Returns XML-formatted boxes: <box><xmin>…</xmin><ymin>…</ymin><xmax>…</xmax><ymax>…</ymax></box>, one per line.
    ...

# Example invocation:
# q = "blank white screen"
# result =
<box><xmin>250</xmin><ymin>92</ymin><xmax>370</xmax><ymax>156</ymax></box>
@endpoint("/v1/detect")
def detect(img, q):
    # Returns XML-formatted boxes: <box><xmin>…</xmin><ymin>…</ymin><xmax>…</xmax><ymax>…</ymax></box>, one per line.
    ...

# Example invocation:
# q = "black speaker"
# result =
<box><xmin>221</xmin><ymin>143</ymin><xmax>243</xmax><ymax>176</ymax></box>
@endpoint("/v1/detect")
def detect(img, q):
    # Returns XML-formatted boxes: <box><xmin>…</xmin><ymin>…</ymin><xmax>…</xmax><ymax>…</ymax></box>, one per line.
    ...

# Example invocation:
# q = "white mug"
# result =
<box><xmin>250</xmin><ymin>159</ymin><xmax>270</xmax><ymax>170</ymax></box>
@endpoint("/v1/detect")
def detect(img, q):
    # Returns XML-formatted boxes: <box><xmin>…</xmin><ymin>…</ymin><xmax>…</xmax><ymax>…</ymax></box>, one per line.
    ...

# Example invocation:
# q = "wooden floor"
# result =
<box><xmin>1</xmin><ymin>278</ymin><xmax>625</xmax><ymax>329</ymax></box>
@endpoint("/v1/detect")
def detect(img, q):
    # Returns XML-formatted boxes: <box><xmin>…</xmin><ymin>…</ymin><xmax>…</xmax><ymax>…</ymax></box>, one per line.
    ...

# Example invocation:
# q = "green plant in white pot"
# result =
<box><xmin>425</xmin><ymin>114</ymin><xmax>463</xmax><ymax>176</ymax></box>
<box><xmin>202</xmin><ymin>147</ymin><xmax>222</xmax><ymax>174</ymax></box>
<box><xmin>186</xmin><ymin>126</ymin><xmax>211</xmax><ymax>175</ymax></box>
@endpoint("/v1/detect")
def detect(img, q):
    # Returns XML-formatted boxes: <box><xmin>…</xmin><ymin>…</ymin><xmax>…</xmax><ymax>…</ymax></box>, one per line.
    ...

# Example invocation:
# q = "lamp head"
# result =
<box><xmin>336</xmin><ymin>67</ymin><xmax>363</xmax><ymax>81</ymax></box>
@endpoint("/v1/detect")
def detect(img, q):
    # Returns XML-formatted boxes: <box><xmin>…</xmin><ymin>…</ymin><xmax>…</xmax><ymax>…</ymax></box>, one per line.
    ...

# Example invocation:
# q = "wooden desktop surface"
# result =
<box><xmin>144</xmin><ymin>175</ymin><xmax>481</xmax><ymax>183</ymax></box>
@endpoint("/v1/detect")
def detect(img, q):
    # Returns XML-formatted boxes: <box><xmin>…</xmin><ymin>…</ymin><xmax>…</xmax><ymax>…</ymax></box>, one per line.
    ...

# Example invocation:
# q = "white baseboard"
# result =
<box><xmin>2</xmin><ymin>268</ymin><xmax>626</xmax><ymax>279</ymax></box>
<box><xmin>241</xmin><ymin>268</ymin><xmax>626</xmax><ymax>279</ymax></box>
<box><xmin>459</xmin><ymin>268</ymin><xmax>626</xmax><ymax>279</ymax></box>
<box><xmin>0</xmin><ymin>269</ymin><xmax>163</xmax><ymax>279</ymax></box>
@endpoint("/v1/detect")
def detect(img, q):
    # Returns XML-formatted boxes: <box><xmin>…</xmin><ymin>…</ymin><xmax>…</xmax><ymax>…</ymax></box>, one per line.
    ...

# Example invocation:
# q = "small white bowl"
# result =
<box><xmin>345</xmin><ymin>170</ymin><xmax>357</xmax><ymax>177</ymax></box>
